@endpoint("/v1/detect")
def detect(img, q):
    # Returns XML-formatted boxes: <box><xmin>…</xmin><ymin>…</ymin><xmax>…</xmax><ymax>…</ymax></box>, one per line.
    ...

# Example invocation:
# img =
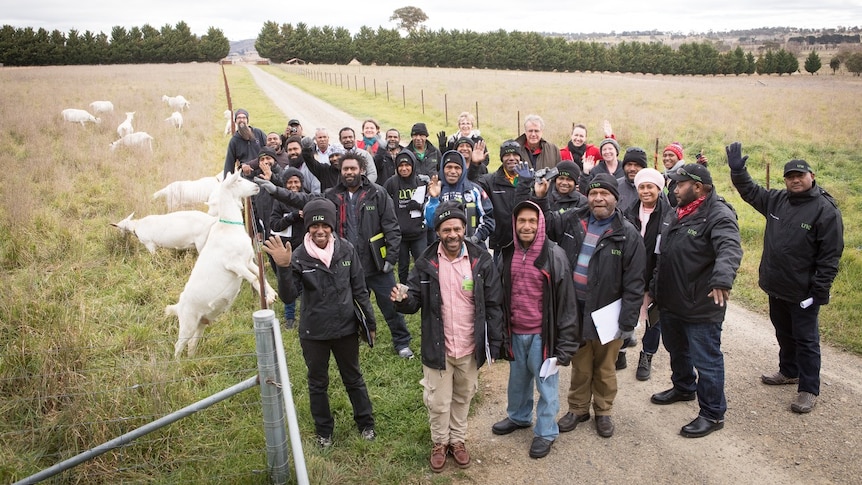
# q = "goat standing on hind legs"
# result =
<box><xmin>166</xmin><ymin>170</ymin><xmax>276</xmax><ymax>358</ymax></box>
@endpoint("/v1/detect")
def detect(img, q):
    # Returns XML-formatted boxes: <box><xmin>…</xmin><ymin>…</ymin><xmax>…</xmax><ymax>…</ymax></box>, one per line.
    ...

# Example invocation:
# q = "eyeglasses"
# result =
<box><xmin>677</xmin><ymin>168</ymin><xmax>702</xmax><ymax>183</ymax></box>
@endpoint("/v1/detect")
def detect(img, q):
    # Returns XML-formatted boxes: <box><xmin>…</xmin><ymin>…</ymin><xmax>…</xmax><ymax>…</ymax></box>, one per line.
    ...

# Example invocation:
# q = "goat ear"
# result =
<box><xmin>225</xmin><ymin>169</ymin><xmax>240</xmax><ymax>183</ymax></box>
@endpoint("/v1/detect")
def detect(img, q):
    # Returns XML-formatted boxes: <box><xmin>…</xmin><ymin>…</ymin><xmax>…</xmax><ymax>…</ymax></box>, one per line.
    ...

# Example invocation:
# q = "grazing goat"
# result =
<box><xmin>110</xmin><ymin>132</ymin><xmax>153</xmax><ymax>152</ymax></box>
<box><xmin>223</xmin><ymin>109</ymin><xmax>232</xmax><ymax>136</ymax></box>
<box><xmin>117</xmin><ymin>112</ymin><xmax>135</xmax><ymax>138</ymax></box>
<box><xmin>89</xmin><ymin>101</ymin><xmax>114</xmax><ymax>114</ymax></box>
<box><xmin>153</xmin><ymin>173</ymin><xmax>223</xmax><ymax>212</ymax></box>
<box><xmin>62</xmin><ymin>109</ymin><xmax>100</xmax><ymax>126</ymax></box>
<box><xmin>111</xmin><ymin>211</ymin><xmax>216</xmax><ymax>254</ymax></box>
<box><xmin>166</xmin><ymin>170</ymin><xmax>276</xmax><ymax>357</ymax></box>
<box><xmin>165</xmin><ymin>111</ymin><xmax>183</xmax><ymax>129</ymax></box>
<box><xmin>162</xmin><ymin>94</ymin><xmax>190</xmax><ymax>111</ymax></box>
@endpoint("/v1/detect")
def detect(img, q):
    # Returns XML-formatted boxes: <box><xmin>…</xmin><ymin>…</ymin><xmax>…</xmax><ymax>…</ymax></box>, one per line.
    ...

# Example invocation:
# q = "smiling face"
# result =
<box><xmin>362</xmin><ymin>120</ymin><xmax>378</xmax><ymax>139</ymax></box>
<box><xmin>555</xmin><ymin>174</ymin><xmax>575</xmax><ymax>195</ymax></box>
<box><xmin>385</xmin><ymin>129</ymin><xmax>401</xmax><ymax>150</ymax></box>
<box><xmin>458</xmin><ymin>115</ymin><xmax>473</xmax><ymax>136</ymax></box>
<box><xmin>443</xmin><ymin>161</ymin><xmax>462</xmax><ymax>185</ymax></box>
<box><xmin>525</xmin><ymin>121</ymin><xmax>542</xmax><ymax>147</ymax></box>
<box><xmin>339</xmin><ymin>129</ymin><xmax>356</xmax><ymax>150</ymax></box>
<box><xmin>601</xmin><ymin>143</ymin><xmax>618</xmax><ymax>163</ymax></box>
<box><xmin>285</xmin><ymin>175</ymin><xmax>302</xmax><ymax>192</ymax></box>
<box><xmin>624</xmin><ymin>161</ymin><xmax>642</xmax><ymax>182</ymax></box>
<box><xmin>436</xmin><ymin>218</ymin><xmax>465</xmax><ymax>258</ymax></box>
<box><xmin>570</xmin><ymin>126</ymin><xmax>587</xmax><ymax>147</ymax></box>
<box><xmin>515</xmin><ymin>207</ymin><xmax>539</xmax><ymax>247</ymax></box>
<box><xmin>502</xmin><ymin>152</ymin><xmax>520</xmax><ymax>175</ymax></box>
<box><xmin>266</xmin><ymin>133</ymin><xmax>282</xmax><ymax>149</ymax></box>
<box><xmin>663</xmin><ymin>149</ymin><xmax>680</xmax><ymax>170</ymax></box>
<box><xmin>637</xmin><ymin>181</ymin><xmax>661</xmax><ymax>208</ymax></box>
<box><xmin>341</xmin><ymin>157</ymin><xmax>361</xmax><ymax>188</ymax></box>
<box><xmin>308</xmin><ymin>222</ymin><xmax>332</xmax><ymax>249</ymax></box>
<box><xmin>397</xmin><ymin>161</ymin><xmax>412</xmax><ymax>177</ymax></box>
<box><xmin>784</xmin><ymin>171</ymin><xmax>815</xmax><ymax>194</ymax></box>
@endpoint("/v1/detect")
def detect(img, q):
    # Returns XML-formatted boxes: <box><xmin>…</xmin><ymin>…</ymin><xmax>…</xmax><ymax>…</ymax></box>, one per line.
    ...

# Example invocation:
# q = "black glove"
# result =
<box><xmin>436</xmin><ymin>131</ymin><xmax>447</xmax><ymax>150</ymax></box>
<box><xmin>725</xmin><ymin>142</ymin><xmax>748</xmax><ymax>172</ymax></box>
<box><xmin>812</xmin><ymin>295</ymin><xmax>830</xmax><ymax>306</ymax></box>
<box><xmin>406</xmin><ymin>200</ymin><xmax>422</xmax><ymax>211</ymax></box>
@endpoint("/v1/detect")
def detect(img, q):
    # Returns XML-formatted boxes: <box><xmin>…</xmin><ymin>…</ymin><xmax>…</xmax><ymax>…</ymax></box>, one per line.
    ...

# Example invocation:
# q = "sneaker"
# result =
<box><xmin>398</xmin><ymin>347</ymin><xmax>415</xmax><ymax>359</ymax></box>
<box><xmin>791</xmin><ymin>391</ymin><xmax>817</xmax><ymax>413</ymax></box>
<box><xmin>449</xmin><ymin>441</ymin><xmax>470</xmax><ymax>468</ymax></box>
<box><xmin>361</xmin><ymin>428</ymin><xmax>376</xmax><ymax>441</ymax></box>
<box><xmin>615</xmin><ymin>351</ymin><xmax>627</xmax><ymax>370</ymax></box>
<box><xmin>761</xmin><ymin>371</ymin><xmax>799</xmax><ymax>385</ymax></box>
<box><xmin>316</xmin><ymin>435</ymin><xmax>332</xmax><ymax>448</ymax></box>
<box><xmin>636</xmin><ymin>351</ymin><xmax>652</xmax><ymax>381</ymax></box>
<box><xmin>430</xmin><ymin>443</ymin><xmax>448</xmax><ymax>472</ymax></box>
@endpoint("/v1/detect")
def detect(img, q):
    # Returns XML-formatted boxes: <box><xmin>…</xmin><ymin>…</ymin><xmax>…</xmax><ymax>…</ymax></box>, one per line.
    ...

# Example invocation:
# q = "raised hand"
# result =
<box><xmin>428</xmin><ymin>174</ymin><xmax>441</xmax><ymax>198</ymax></box>
<box><xmin>725</xmin><ymin>142</ymin><xmax>748</xmax><ymax>172</ymax></box>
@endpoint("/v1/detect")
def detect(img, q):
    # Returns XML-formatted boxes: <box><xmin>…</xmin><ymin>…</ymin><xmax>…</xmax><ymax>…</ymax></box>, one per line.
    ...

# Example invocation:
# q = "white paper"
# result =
<box><xmin>800</xmin><ymin>297</ymin><xmax>814</xmax><ymax>309</ymax></box>
<box><xmin>539</xmin><ymin>357</ymin><xmax>558</xmax><ymax>380</ymax></box>
<box><xmin>410</xmin><ymin>185</ymin><xmax>426</xmax><ymax>218</ymax></box>
<box><xmin>591</xmin><ymin>298</ymin><xmax>623</xmax><ymax>345</ymax></box>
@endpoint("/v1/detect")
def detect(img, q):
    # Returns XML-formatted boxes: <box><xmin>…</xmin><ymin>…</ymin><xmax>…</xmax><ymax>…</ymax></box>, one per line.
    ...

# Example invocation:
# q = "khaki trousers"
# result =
<box><xmin>567</xmin><ymin>338</ymin><xmax>624</xmax><ymax>416</ymax></box>
<box><xmin>422</xmin><ymin>354</ymin><xmax>479</xmax><ymax>444</ymax></box>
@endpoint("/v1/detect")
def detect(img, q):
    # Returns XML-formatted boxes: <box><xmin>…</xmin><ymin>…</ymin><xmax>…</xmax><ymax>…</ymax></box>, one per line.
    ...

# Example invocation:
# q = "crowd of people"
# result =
<box><xmin>223</xmin><ymin>108</ymin><xmax>844</xmax><ymax>469</ymax></box>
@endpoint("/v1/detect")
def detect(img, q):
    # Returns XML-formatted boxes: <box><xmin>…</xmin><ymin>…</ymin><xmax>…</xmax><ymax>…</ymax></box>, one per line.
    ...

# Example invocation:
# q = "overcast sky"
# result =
<box><xmin>6</xmin><ymin>1</ymin><xmax>861</xmax><ymax>41</ymax></box>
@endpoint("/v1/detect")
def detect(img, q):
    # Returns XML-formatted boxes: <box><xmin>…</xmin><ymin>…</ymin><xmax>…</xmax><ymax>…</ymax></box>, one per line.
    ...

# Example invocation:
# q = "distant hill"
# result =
<box><xmin>230</xmin><ymin>39</ymin><xmax>257</xmax><ymax>55</ymax></box>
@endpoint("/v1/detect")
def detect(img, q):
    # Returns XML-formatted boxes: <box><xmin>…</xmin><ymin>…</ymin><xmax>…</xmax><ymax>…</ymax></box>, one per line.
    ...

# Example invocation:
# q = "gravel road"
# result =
<box><xmin>246</xmin><ymin>65</ymin><xmax>862</xmax><ymax>484</ymax></box>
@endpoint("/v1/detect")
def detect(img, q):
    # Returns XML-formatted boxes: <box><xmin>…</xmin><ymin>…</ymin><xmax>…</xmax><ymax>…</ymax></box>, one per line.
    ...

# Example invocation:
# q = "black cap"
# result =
<box><xmin>287</xmin><ymin>119</ymin><xmax>301</xmax><ymax>126</ymax></box>
<box><xmin>667</xmin><ymin>163</ymin><xmax>713</xmax><ymax>185</ymax></box>
<box><xmin>411</xmin><ymin>122</ymin><xmax>429</xmax><ymax>136</ymax></box>
<box><xmin>783</xmin><ymin>159</ymin><xmax>813</xmax><ymax>176</ymax></box>
<box><xmin>258</xmin><ymin>147</ymin><xmax>278</xmax><ymax>160</ymax></box>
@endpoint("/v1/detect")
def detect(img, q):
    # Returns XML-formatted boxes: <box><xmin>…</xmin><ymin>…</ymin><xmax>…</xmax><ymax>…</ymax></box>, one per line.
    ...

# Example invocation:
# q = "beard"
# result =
<box><xmin>237</xmin><ymin>122</ymin><xmax>253</xmax><ymax>141</ymax></box>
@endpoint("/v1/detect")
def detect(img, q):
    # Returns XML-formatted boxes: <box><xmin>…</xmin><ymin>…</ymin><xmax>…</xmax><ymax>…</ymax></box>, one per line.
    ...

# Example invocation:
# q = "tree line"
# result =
<box><xmin>256</xmin><ymin>22</ymin><xmax>808</xmax><ymax>76</ymax></box>
<box><xmin>0</xmin><ymin>22</ymin><xmax>229</xmax><ymax>66</ymax></box>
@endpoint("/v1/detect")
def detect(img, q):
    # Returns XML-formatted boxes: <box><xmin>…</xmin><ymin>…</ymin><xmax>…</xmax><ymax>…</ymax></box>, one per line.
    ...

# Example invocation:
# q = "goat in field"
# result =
<box><xmin>165</xmin><ymin>111</ymin><xmax>183</xmax><ymax>129</ymax></box>
<box><xmin>110</xmin><ymin>132</ymin><xmax>153</xmax><ymax>152</ymax></box>
<box><xmin>62</xmin><ymin>109</ymin><xmax>100</xmax><ymax>126</ymax></box>
<box><xmin>89</xmin><ymin>101</ymin><xmax>114</xmax><ymax>114</ymax></box>
<box><xmin>111</xmin><ymin>211</ymin><xmax>216</xmax><ymax>254</ymax></box>
<box><xmin>153</xmin><ymin>173</ymin><xmax>223</xmax><ymax>212</ymax></box>
<box><xmin>223</xmin><ymin>109</ymin><xmax>232</xmax><ymax>136</ymax></box>
<box><xmin>117</xmin><ymin>112</ymin><xmax>135</xmax><ymax>138</ymax></box>
<box><xmin>162</xmin><ymin>94</ymin><xmax>190</xmax><ymax>111</ymax></box>
<box><xmin>167</xmin><ymin>169</ymin><xmax>276</xmax><ymax>357</ymax></box>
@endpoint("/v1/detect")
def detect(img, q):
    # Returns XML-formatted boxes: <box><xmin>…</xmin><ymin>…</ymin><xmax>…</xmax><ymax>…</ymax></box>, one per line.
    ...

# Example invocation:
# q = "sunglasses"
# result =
<box><xmin>677</xmin><ymin>168</ymin><xmax>702</xmax><ymax>183</ymax></box>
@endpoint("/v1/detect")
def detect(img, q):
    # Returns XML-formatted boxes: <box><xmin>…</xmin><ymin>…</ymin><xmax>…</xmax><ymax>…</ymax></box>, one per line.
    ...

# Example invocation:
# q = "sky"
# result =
<box><xmin>5</xmin><ymin>1</ymin><xmax>861</xmax><ymax>42</ymax></box>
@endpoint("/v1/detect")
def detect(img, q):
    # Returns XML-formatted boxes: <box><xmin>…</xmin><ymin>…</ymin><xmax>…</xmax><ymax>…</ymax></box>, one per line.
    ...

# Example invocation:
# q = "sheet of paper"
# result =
<box><xmin>591</xmin><ymin>298</ymin><xmax>622</xmax><ymax>345</ymax></box>
<box><xmin>539</xmin><ymin>357</ymin><xmax>558</xmax><ymax>379</ymax></box>
<box><xmin>410</xmin><ymin>185</ymin><xmax>426</xmax><ymax>218</ymax></box>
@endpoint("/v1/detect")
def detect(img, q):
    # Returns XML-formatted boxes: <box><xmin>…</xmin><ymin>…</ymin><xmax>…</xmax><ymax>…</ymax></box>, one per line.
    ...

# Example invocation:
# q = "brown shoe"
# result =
<box><xmin>449</xmin><ymin>441</ymin><xmax>471</xmax><ymax>468</ymax></box>
<box><xmin>430</xmin><ymin>443</ymin><xmax>448</xmax><ymax>472</ymax></box>
<box><xmin>761</xmin><ymin>371</ymin><xmax>799</xmax><ymax>385</ymax></box>
<box><xmin>791</xmin><ymin>391</ymin><xmax>817</xmax><ymax>413</ymax></box>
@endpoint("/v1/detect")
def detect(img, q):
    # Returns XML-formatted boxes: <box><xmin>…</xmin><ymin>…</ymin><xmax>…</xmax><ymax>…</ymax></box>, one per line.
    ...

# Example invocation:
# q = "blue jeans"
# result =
<box><xmin>507</xmin><ymin>334</ymin><xmax>559</xmax><ymax>440</ymax></box>
<box><xmin>769</xmin><ymin>296</ymin><xmax>822</xmax><ymax>395</ymax></box>
<box><xmin>398</xmin><ymin>237</ymin><xmax>426</xmax><ymax>284</ymax></box>
<box><xmin>365</xmin><ymin>271</ymin><xmax>412</xmax><ymax>351</ymax></box>
<box><xmin>661</xmin><ymin>314</ymin><xmax>726</xmax><ymax>422</ymax></box>
<box><xmin>642</xmin><ymin>320</ymin><xmax>662</xmax><ymax>355</ymax></box>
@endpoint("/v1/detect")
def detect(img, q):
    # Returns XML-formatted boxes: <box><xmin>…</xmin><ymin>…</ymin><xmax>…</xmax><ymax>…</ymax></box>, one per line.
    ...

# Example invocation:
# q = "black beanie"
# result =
<box><xmin>587</xmin><ymin>173</ymin><xmax>620</xmax><ymax>200</ymax></box>
<box><xmin>555</xmin><ymin>160</ymin><xmax>581</xmax><ymax>180</ymax></box>
<box><xmin>434</xmin><ymin>200</ymin><xmax>467</xmax><ymax>228</ymax></box>
<box><xmin>622</xmin><ymin>146</ymin><xmax>648</xmax><ymax>168</ymax></box>
<box><xmin>411</xmin><ymin>122</ymin><xmax>429</xmax><ymax>136</ymax></box>
<box><xmin>304</xmin><ymin>198</ymin><xmax>337</xmax><ymax>232</ymax></box>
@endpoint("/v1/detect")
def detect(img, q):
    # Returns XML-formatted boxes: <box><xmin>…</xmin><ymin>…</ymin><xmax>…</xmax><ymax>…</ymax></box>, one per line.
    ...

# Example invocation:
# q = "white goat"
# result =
<box><xmin>167</xmin><ymin>170</ymin><xmax>276</xmax><ymax>357</ymax></box>
<box><xmin>223</xmin><ymin>109</ymin><xmax>232</xmax><ymax>136</ymax></box>
<box><xmin>62</xmin><ymin>109</ymin><xmax>100</xmax><ymax>126</ymax></box>
<box><xmin>165</xmin><ymin>111</ymin><xmax>183</xmax><ymax>129</ymax></box>
<box><xmin>162</xmin><ymin>94</ymin><xmax>190</xmax><ymax>111</ymax></box>
<box><xmin>89</xmin><ymin>101</ymin><xmax>114</xmax><ymax>114</ymax></box>
<box><xmin>117</xmin><ymin>112</ymin><xmax>135</xmax><ymax>138</ymax></box>
<box><xmin>110</xmin><ymin>132</ymin><xmax>153</xmax><ymax>152</ymax></box>
<box><xmin>153</xmin><ymin>172</ymin><xmax>223</xmax><ymax>212</ymax></box>
<box><xmin>111</xmin><ymin>211</ymin><xmax>216</xmax><ymax>254</ymax></box>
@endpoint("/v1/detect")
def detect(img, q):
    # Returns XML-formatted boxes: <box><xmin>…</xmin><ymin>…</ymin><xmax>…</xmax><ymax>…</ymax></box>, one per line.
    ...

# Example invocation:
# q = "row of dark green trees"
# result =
<box><xmin>256</xmin><ymin>22</ymin><xmax>804</xmax><ymax>75</ymax></box>
<box><xmin>0</xmin><ymin>22</ymin><xmax>229</xmax><ymax>66</ymax></box>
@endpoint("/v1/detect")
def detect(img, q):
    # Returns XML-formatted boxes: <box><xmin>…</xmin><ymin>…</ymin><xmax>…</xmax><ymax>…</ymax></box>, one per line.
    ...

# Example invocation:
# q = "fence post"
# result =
<box><xmin>386</xmin><ymin>81</ymin><xmax>389</xmax><ymax>102</ymax></box>
<box><xmin>444</xmin><ymin>94</ymin><xmax>448</xmax><ymax>126</ymax></box>
<box><xmin>402</xmin><ymin>85</ymin><xmax>406</xmax><ymax>108</ymax></box>
<box><xmin>421</xmin><ymin>89</ymin><xmax>425</xmax><ymax>114</ymax></box>
<box><xmin>254</xmin><ymin>310</ymin><xmax>290</xmax><ymax>484</ymax></box>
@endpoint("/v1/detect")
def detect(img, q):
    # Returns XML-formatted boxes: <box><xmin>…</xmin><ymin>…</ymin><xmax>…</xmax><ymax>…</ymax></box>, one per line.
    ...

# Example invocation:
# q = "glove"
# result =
<box><xmin>254</xmin><ymin>177</ymin><xmax>277</xmax><ymax>195</ymax></box>
<box><xmin>725</xmin><ymin>142</ymin><xmax>748</xmax><ymax>172</ymax></box>
<box><xmin>406</xmin><ymin>200</ymin><xmax>422</xmax><ymax>211</ymax></box>
<box><xmin>812</xmin><ymin>295</ymin><xmax>830</xmax><ymax>306</ymax></box>
<box><xmin>300</xmin><ymin>136</ymin><xmax>315</xmax><ymax>151</ymax></box>
<box><xmin>417</xmin><ymin>173</ymin><xmax>430</xmax><ymax>184</ymax></box>
<box><xmin>382</xmin><ymin>261</ymin><xmax>394</xmax><ymax>274</ymax></box>
<box><xmin>619</xmin><ymin>328</ymin><xmax>635</xmax><ymax>342</ymax></box>
<box><xmin>466</xmin><ymin>234</ymin><xmax>480</xmax><ymax>245</ymax></box>
<box><xmin>436</xmin><ymin>131</ymin><xmax>447</xmax><ymax>150</ymax></box>
<box><xmin>515</xmin><ymin>161</ymin><xmax>534</xmax><ymax>180</ymax></box>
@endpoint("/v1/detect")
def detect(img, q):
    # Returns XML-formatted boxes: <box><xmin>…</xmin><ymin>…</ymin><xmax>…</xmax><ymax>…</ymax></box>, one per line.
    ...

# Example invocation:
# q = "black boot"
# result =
<box><xmin>615</xmin><ymin>351</ymin><xmax>627</xmax><ymax>370</ymax></box>
<box><xmin>636</xmin><ymin>351</ymin><xmax>652</xmax><ymax>381</ymax></box>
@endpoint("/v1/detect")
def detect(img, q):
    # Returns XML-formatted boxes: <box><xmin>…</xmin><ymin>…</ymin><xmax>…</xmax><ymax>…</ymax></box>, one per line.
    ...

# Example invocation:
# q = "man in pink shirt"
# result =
<box><xmin>392</xmin><ymin>200</ymin><xmax>504</xmax><ymax>473</ymax></box>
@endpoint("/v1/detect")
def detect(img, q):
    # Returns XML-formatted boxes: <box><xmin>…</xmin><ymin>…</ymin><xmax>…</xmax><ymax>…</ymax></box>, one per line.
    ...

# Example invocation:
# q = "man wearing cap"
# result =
<box><xmin>515</xmin><ymin>114</ymin><xmax>560</xmax><ymax>171</ymax></box>
<box><xmin>263</xmin><ymin>198</ymin><xmax>377</xmax><ymax>448</ymax></box>
<box><xmin>492</xmin><ymin>200</ymin><xmax>580</xmax><ymax>459</ymax></box>
<box><xmin>392</xmin><ymin>200</ymin><xmax>503</xmax><ymax>472</ymax></box>
<box><xmin>406</xmin><ymin>122</ymin><xmax>442</xmax><ymax>177</ymax></box>
<box><xmin>548</xmin><ymin>161</ymin><xmax>587</xmax><ymax>213</ymax></box>
<box><xmin>383</xmin><ymin>150</ymin><xmax>428</xmax><ymax>285</ymax></box>
<box><xmin>223</xmin><ymin>108</ymin><xmax>266</xmax><ymax>178</ymax></box>
<box><xmin>283</xmin><ymin>118</ymin><xmax>314</xmax><ymax>147</ymax></box>
<box><xmin>454</xmin><ymin>136</ymin><xmax>489</xmax><ymax>182</ymax></box>
<box><xmin>252</xmin><ymin>147</ymin><xmax>283</xmax><ymax>249</ymax></box>
<box><xmin>649</xmin><ymin>163</ymin><xmax>742</xmax><ymax>438</ymax></box>
<box><xmin>533</xmin><ymin>174</ymin><xmax>645</xmax><ymax>439</ymax></box>
<box><xmin>425</xmin><ymin>151</ymin><xmax>495</xmax><ymax>249</ymax></box>
<box><xmin>727</xmin><ymin>142</ymin><xmax>844</xmax><ymax>414</ymax></box>
<box><xmin>478</xmin><ymin>140</ymin><xmax>532</xmax><ymax>259</ymax></box>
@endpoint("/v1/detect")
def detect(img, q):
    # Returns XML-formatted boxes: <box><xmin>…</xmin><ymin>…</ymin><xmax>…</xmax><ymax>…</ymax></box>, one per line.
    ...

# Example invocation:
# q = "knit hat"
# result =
<box><xmin>634</xmin><ymin>167</ymin><xmax>665</xmax><ymax>190</ymax></box>
<box><xmin>441</xmin><ymin>150</ymin><xmax>464</xmax><ymax>168</ymax></box>
<box><xmin>622</xmin><ymin>146</ymin><xmax>648</xmax><ymax>168</ymax></box>
<box><xmin>555</xmin><ymin>160</ymin><xmax>581</xmax><ymax>180</ymax></box>
<box><xmin>500</xmin><ymin>139</ymin><xmax>521</xmax><ymax>160</ymax></box>
<box><xmin>411</xmin><ymin>122</ymin><xmax>429</xmax><ymax>136</ymax></box>
<box><xmin>304</xmin><ymin>198</ymin><xmax>337</xmax><ymax>231</ymax></box>
<box><xmin>434</xmin><ymin>200</ymin><xmax>467</xmax><ymax>228</ymax></box>
<box><xmin>599</xmin><ymin>138</ymin><xmax>620</xmax><ymax>155</ymax></box>
<box><xmin>234</xmin><ymin>108</ymin><xmax>249</xmax><ymax>121</ymax></box>
<box><xmin>783</xmin><ymin>159</ymin><xmax>813</xmax><ymax>176</ymax></box>
<box><xmin>587</xmin><ymin>173</ymin><xmax>620</xmax><ymax>200</ymax></box>
<box><xmin>258</xmin><ymin>147</ymin><xmax>278</xmax><ymax>160</ymax></box>
<box><xmin>663</xmin><ymin>142</ymin><xmax>684</xmax><ymax>161</ymax></box>
<box><xmin>666</xmin><ymin>163</ymin><xmax>713</xmax><ymax>185</ymax></box>
<box><xmin>455</xmin><ymin>136</ymin><xmax>475</xmax><ymax>149</ymax></box>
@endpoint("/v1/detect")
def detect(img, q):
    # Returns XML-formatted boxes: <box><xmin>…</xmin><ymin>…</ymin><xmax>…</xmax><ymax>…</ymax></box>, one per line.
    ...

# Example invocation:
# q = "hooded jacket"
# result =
<box><xmin>270</xmin><ymin>167</ymin><xmax>308</xmax><ymax>250</ymax></box>
<box><xmin>651</xmin><ymin>190</ymin><xmax>743</xmax><ymax>322</ymax></box>
<box><xmin>405</xmin><ymin>139</ymin><xmax>443</xmax><ymax>177</ymax></box>
<box><xmin>425</xmin><ymin>151</ymin><xmax>495</xmax><ymax>242</ymax></box>
<box><xmin>498</xmin><ymin>201</ymin><xmax>580</xmax><ymax>365</ymax></box>
<box><xmin>383</xmin><ymin>150</ymin><xmax>427</xmax><ymax>241</ymax></box>
<box><xmin>394</xmin><ymin>240</ymin><xmax>504</xmax><ymax>370</ymax></box>
<box><xmin>478</xmin><ymin>166</ymin><xmax>531</xmax><ymax>251</ymax></box>
<box><xmin>549</xmin><ymin>186</ymin><xmax>587</xmax><ymax>213</ymax></box>
<box><xmin>223</xmin><ymin>125</ymin><xmax>267</xmax><ymax>178</ymax></box>
<box><xmin>731</xmin><ymin>169</ymin><xmax>843</xmax><ymax>304</ymax></box>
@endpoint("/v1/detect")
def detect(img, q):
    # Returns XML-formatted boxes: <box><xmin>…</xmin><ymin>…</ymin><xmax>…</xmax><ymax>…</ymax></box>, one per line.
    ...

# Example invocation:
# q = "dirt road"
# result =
<box><xmin>247</xmin><ymin>65</ymin><xmax>862</xmax><ymax>484</ymax></box>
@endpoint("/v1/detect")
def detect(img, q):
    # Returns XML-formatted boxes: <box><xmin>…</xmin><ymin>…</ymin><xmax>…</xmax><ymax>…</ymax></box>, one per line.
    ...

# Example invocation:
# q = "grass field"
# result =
<box><xmin>1</xmin><ymin>62</ymin><xmax>860</xmax><ymax>483</ymax></box>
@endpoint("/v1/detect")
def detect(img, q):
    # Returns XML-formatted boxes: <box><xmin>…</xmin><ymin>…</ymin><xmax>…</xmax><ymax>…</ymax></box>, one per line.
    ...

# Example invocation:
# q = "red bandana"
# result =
<box><xmin>676</xmin><ymin>195</ymin><xmax>707</xmax><ymax>220</ymax></box>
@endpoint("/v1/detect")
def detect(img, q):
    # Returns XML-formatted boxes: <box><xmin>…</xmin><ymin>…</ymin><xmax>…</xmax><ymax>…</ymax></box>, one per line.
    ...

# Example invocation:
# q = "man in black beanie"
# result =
<box><xmin>406</xmin><ymin>122</ymin><xmax>442</xmax><ymax>176</ymax></box>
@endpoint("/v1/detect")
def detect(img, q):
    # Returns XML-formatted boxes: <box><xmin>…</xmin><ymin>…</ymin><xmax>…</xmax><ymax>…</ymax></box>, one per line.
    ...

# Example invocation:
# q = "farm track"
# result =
<box><xmin>246</xmin><ymin>65</ymin><xmax>862</xmax><ymax>484</ymax></box>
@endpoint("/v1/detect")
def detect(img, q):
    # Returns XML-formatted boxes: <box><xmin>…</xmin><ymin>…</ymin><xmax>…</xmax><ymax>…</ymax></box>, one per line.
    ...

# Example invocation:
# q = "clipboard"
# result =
<box><xmin>369</xmin><ymin>232</ymin><xmax>387</xmax><ymax>272</ymax></box>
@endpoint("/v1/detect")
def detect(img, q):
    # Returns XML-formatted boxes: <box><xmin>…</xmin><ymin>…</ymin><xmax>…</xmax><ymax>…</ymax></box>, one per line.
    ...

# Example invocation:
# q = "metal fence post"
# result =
<box><xmin>254</xmin><ymin>310</ymin><xmax>290</xmax><ymax>484</ymax></box>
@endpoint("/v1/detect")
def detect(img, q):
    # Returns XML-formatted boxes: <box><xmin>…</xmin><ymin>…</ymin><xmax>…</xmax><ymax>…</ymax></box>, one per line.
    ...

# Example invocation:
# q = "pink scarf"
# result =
<box><xmin>303</xmin><ymin>233</ymin><xmax>334</xmax><ymax>268</ymax></box>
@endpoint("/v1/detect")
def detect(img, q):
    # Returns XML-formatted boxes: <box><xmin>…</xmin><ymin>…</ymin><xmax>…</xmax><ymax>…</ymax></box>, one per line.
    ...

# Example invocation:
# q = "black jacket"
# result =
<box><xmin>498</xmin><ymin>237</ymin><xmax>581</xmax><ymax>365</ymax></box>
<box><xmin>223</xmin><ymin>127</ymin><xmax>266</xmax><ymax>178</ymax></box>
<box><xmin>623</xmin><ymin>196</ymin><xmax>672</xmax><ymax>286</ymax></box>
<box><xmin>540</xmin><ymin>202</ymin><xmax>646</xmax><ymax>335</ymax></box>
<box><xmin>549</xmin><ymin>187</ymin><xmax>587</xmax><ymax>214</ymax></box>
<box><xmin>478</xmin><ymin>168</ymin><xmax>530</xmax><ymax>251</ymax></box>
<box><xmin>394</xmin><ymin>241</ymin><xmax>504</xmax><ymax>370</ymax></box>
<box><xmin>731</xmin><ymin>169</ymin><xmax>843</xmax><ymax>304</ymax></box>
<box><xmin>279</xmin><ymin>236</ymin><xmax>376</xmax><ymax>341</ymax></box>
<box><xmin>652</xmin><ymin>190</ymin><xmax>743</xmax><ymax>322</ymax></box>
<box><xmin>382</xmin><ymin>151</ymin><xmax>427</xmax><ymax>241</ymax></box>
<box><xmin>405</xmin><ymin>140</ymin><xmax>443</xmax><ymax>177</ymax></box>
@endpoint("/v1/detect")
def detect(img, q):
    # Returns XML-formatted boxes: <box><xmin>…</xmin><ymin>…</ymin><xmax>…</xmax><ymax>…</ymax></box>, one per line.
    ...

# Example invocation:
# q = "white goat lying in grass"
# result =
<box><xmin>167</xmin><ymin>170</ymin><xmax>276</xmax><ymax>357</ymax></box>
<box><xmin>110</xmin><ymin>132</ymin><xmax>153</xmax><ymax>152</ymax></box>
<box><xmin>153</xmin><ymin>172</ymin><xmax>223</xmax><ymax>212</ymax></box>
<box><xmin>111</xmin><ymin>211</ymin><xmax>216</xmax><ymax>254</ymax></box>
